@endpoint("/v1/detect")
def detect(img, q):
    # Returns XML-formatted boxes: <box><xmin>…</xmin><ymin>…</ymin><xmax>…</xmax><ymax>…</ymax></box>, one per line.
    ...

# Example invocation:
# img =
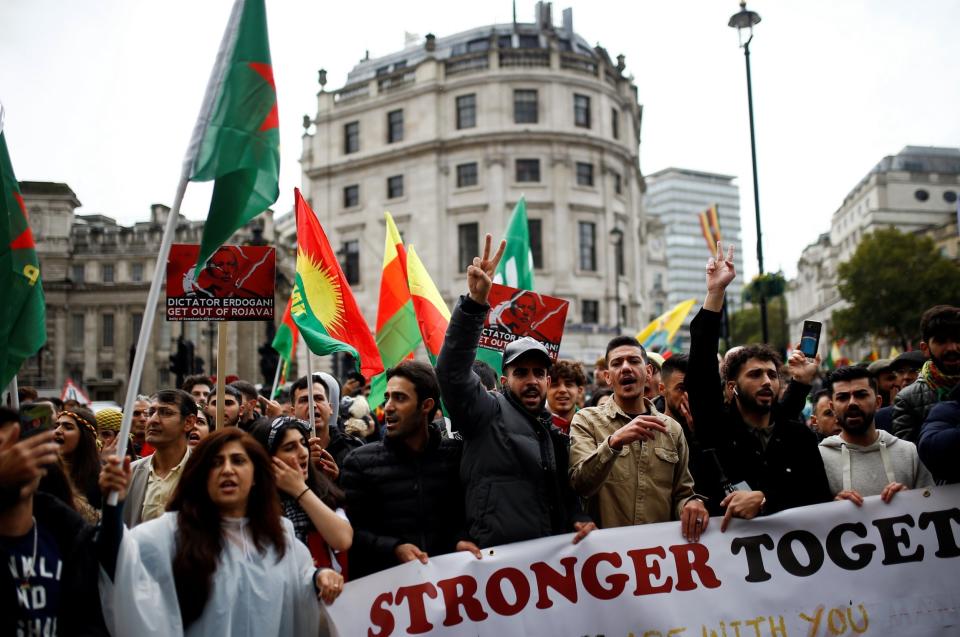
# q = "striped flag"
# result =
<box><xmin>697</xmin><ymin>204</ymin><xmax>721</xmax><ymax>253</ymax></box>
<box><xmin>406</xmin><ymin>245</ymin><xmax>451</xmax><ymax>365</ymax></box>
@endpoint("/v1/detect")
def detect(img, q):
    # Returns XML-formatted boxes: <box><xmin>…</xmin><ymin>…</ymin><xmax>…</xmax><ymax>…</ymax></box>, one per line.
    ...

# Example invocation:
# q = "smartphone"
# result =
<box><xmin>799</xmin><ymin>320</ymin><xmax>822</xmax><ymax>358</ymax></box>
<box><xmin>19</xmin><ymin>402</ymin><xmax>55</xmax><ymax>435</ymax></box>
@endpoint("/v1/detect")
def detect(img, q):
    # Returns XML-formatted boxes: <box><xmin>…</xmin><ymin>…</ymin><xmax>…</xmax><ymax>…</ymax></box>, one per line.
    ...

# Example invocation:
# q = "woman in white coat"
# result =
<box><xmin>98</xmin><ymin>427</ymin><xmax>343</xmax><ymax>636</ymax></box>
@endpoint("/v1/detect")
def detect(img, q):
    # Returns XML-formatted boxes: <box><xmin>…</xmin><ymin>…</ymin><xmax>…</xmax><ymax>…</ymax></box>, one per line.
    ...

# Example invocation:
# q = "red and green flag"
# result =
<box><xmin>368</xmin><ymin>212</ymin><xmax>422</xmax><ymax>408</ymax></box>
<box><xmin>290</xmin><ymin>189</ymin><xmax>383</xmax><ymax>380</ymax></box>
<box><xmin>407</xmin><ymin>245</ymin><xmax>450</xmax><ymax>365</ymax></box>
<box><xmin>187</xmin><ymin>0</ymin><xmax>280</xmax><ymax>273</ymax></box>
<box><xmin>0</xmin><ymin>116</ymin><xmax>46</xmax><ymax>388</ymax></box>
<box><xmin>271</xmin><ymin>295</ymin><xmax>299</xmax><ymax>393</ymax></box>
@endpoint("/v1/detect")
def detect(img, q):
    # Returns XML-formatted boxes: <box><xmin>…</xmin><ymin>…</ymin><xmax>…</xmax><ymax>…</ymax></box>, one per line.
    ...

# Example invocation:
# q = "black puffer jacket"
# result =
<box><xmin>687</xmin><ymin>308</ymin><xmax>832</xmax><ymax>515</ymax></box>
<box><xmin>437</xmin><ymin>296</ymin><xmax>589</xmax><ymax>548</ymax></box>
<box><xmin>341</xmin><ymin>425</ymin><xmax>464</xmax><ymax>579</ymax></box>
<box><xmin>918</xmin><ymin>382</ymin><xmax>960</xmax><ymax>484</ymax></box>
<box><xmin>0</xmin><ymin>493</ymin><xmax>108</xmax><ymax>636</ymax></box>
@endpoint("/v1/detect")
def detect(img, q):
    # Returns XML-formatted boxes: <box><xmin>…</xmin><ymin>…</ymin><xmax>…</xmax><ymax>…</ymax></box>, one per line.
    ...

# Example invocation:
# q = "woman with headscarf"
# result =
<box><xmin>97</xmin><ymin>428</ymin><xmax>341</xmax><ymax>636</ymax></box>
<box><xmin>53</xmin><ymin>406</ymin><xmax>101</xmax><ymax>509</ymax></box>
<box><xmin>251</xmin><ymin>416</ymin><xmax>352</xmax><ymax>575</ymax></box>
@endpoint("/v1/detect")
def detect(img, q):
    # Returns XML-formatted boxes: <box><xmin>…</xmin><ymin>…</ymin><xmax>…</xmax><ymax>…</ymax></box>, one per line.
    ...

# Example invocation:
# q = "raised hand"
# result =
<box><xmin>467</xmin><ymin>233</ymin><xmax>506</xmax><ymax>306</ymax></box>
<box><xmin>704</xmin><ymin>241</ymin><xmax>735</xmax><ymax>311</ymax></box>
<box><xmin>786</xmin><ymin>346</ymin><xmax>821</xmax><ymax>385</ymax></box>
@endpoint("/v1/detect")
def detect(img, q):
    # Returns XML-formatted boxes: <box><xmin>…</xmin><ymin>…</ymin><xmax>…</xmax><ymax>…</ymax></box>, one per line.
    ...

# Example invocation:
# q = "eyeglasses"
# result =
<box><xmin>147</xmin><ymin>407</ymin><xmax>181</xmax><ymax>419</ymax></box>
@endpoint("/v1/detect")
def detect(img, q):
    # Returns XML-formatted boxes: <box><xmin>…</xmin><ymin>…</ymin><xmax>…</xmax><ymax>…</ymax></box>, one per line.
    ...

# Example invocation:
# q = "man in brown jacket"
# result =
<box><xmin>569</xmin><ymin>335</ymin><xmax>709</xmax><ymax>542</ymax></box>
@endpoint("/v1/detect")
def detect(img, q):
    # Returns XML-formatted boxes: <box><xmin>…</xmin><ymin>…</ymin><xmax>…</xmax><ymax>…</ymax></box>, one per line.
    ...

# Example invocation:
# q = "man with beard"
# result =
<box><xmin>810</xmin><ymin>389</ymin><xmax>841</xmax><ymax>439</ymax></box>
<box><xmin>893</xmin><ymin>305</ymin><xmax>960</xmax><ymax>442</ymax></box>
<box><xmin>437</xmin><ymin>235</ymin><xmax>595</xmax><ymax>548</ymax></box>
<box><xmin>686</xmin><ymin>243</ymin><xmax>831</xmax><ymax>528</ymax></box>
<box><xmin>569</xmin><ymin>338</ymin><xmax>707</xmax><ymax>541</ymax></box>
<box><xmin>341</xmin><ymin>361</ymin><xmax>470</xmax><ymax>578</ymax></box>
<box><xmin>819</xmin><ymin>366</ymin><xmax>933</xmax><ymax>504</ymax></box>
<box><xmin>291</xmin><ymin>373</ymin><xmax>363</xmax><ymax>479</ymax></box>
<box><xmin>205</xmin><ymin>384</ymin><xmax>243</xmax><ymax>429</ymax></box>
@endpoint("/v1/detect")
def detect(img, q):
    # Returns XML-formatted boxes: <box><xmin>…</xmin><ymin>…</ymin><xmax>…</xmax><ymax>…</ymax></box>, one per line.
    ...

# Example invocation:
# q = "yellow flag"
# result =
<box><xmin>636</xmin><ymin>299</ymin><xmax>697</xmax><ymax>347</ymax></box>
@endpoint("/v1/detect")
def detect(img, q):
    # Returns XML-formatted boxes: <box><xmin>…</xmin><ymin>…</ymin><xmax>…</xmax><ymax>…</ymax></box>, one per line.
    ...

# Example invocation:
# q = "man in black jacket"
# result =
<box><xmin>341</xmin><ymin>361</ymin><xmax>470</xmax><ymax>578</ymax></box>
<box><xmin>437</xmin><ymin>235</ymin><xmax>595</xmax><ymax>548</ymax></box>
<box><xmin>686</xmin><ymin>243</ymin><xmax>831</xmax><ymax>529</ymax></box>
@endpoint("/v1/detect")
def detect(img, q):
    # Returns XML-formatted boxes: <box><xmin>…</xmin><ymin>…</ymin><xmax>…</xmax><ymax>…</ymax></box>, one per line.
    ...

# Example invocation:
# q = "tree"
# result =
<box><xmin>832</xmin><ymin>228</ymin><xmax>960</xmax><ymax>348</ymax></box>
<box><xmin>729</xmin><ymin>295</ymin><xmax>789</xmax><ymax>352</ymax></box>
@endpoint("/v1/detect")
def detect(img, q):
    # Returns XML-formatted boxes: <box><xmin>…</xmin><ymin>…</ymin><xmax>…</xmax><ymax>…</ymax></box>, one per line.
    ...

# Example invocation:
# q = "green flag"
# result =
<box><xmin>187</xmin><ymin>0</ymin><xmax>279</xmax><ymax>273</ymax></box>
<box><xmin>493</xmin><ymin>196</ymin><xmax>535</xmax><ymax>290</ymax></box>
<box><xmin>0</xmin><ymin>119</ymin><xmax>46</xmax><ymax>388</ymax></box>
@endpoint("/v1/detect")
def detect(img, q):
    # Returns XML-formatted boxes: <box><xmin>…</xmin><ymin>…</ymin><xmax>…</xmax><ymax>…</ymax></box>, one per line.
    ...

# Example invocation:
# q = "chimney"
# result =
<box><xmin>562</xmin><ymin>8</ymin><xmax>573</xmax><ymax>37</ymax></box>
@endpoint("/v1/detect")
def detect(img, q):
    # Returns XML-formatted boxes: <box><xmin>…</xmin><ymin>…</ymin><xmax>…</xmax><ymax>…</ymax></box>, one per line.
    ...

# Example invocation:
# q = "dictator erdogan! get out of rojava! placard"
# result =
<box><xmin>166</xmin><ymin>244</ymin><xmax>275</xmax><ymax>321</ymax></box>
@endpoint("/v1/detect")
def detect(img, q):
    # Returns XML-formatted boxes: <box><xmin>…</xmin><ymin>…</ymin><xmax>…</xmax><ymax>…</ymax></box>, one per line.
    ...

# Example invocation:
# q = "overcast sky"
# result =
<box><xmin>2</xmin><ymin>0</ymin><xmax>958</xmax><ymax>278</ymax></box>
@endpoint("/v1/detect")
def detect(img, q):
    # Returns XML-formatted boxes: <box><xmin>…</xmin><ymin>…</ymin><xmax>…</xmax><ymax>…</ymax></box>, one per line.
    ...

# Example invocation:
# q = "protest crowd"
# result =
<box><xmin>2</xmin><ymin>235</ymin><xmax>958</xmax><ymax>636</ymax></box>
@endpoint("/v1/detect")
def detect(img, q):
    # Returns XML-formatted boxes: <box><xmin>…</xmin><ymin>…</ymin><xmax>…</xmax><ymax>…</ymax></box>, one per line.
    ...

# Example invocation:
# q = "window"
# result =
<box><xmin>387</xmin><ymin>110</ymin><xmax>404</xmax><ymax>143</ymax></box>
<box><xmin>102</xmin><ymin>264</ymin><xmax>114</xmax><ymax>283</ymax></box>
<box><xmin>100</xmin><ymin>368</ymin><xmax>113</xmax><ymax>380</ymax></box>
<box><xmin>102</xmin><ymin>313</ymin><xmax>114</xmax><ymax>348</ymax></box>
<box><xmin>914</xmin><ymin>189</ymin><xmax>929</xmax><ymax>202</ymax></box>
<box><xmin>340</xmin><ymin>240</ymin><xmax>360</xmax><ymax>285</ymax></box>
<box><xmin>458</xmin><ymin>223</ymin><xmax>479</xmax><ymax>272</ymax></box>
<box><xmin>528</xmin><ymin>218</ymin><xmax>543</xmax><ymax>269</ymax></box>
<box><xmin>574</xmin><ymin>94</ymin><xmax>591</xmax><ymax>128</ymax></box>
<box><xmin>611</xmin><ymin>108</ymin><xmax>620</xmax><ymax>139</ymax></box>
<box><xmin>653</xmin><ymin>273</ymin><xmax>664</xmax><ymax>291</ymax></box>
<box><xmin>578</xmin><ymin>221</ymin><xmax>596</xmax><ymax>271</ymax></box>
<box><xmin>132</xmin><ymin>312</ymin><xmax>143</xmax><ymax>343</ymax></box>
<box><xmin>456</xmin><ymin>162</ymin><xmax>478</xmax><ymax>188</ymax></box>
<box><xmin>576</xmin><ymin>162</ymin><xmax>594</xmax><ymax>187</ymax></box>
<box><xmin>466</xmin><ymin>38</ymin><xmax>489</xmax><ymax>53</ymax></box>
<box><xmin>71</xmin><ymin>264</ymin><xmax>85</xmax><ymax>283</ymax></box>
<box><xmin>516</xmin><ymin>159</ymin><xmax>541</xmax><ymax>183</ymax></box>
<box><xmin>70</xmin><ymin>313</ymin><xmax>84</xmax><ymax>348</ymax></box>
<box><xmin>131</xmin><ymin>262</ymin><xmax>144</xmax><ymax>282</ymax></box>
<box><xmin>518</xmin><ymin>34</ymin><xmax>540</xmax><ymax>48</ymax></box>
<box><xmin>387</xmin><ymin>175</ymin><xmax>404</xmax><ymax>199</ymax></box>
<box><xmin>344</xmin><ymin>121</ymin><xmax>359</xmax><ymax>154</ymax></box>
<box><xmin>613</xmin><ymin>171</ymin><xmax>623</xmax><ymax>195</ymax></box>
<box><xmin>513</xmin><ymin>90</ymin><xmax>538</xmax><ymax>124</ymax></box>
<box><xmin>456</xmin><ymin>94</ymin><xmax>476</xmax><ymax>129</ymax></box>
<box><xmin>582</xmin><ymin>300</ymin><xmax>599</xmax><ymax>324</ymax></box>
<box><xmin>944</xmin><ymin>190</ymin><xmax>958</xmax><ymax>203</ymax></box>
<box><xmin>343</xmin><ymin>185</ymin><xmax>359</xmax><ymax>208</ymax></box>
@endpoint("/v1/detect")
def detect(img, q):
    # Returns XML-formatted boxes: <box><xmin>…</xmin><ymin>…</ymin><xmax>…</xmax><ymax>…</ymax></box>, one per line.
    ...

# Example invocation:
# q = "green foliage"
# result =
<box><xmin>742</xmin><ymin>271</ymin><xmax>787</xmax><ymax>304</ymax></box>
<box><xmin>729</xmin><ymin>295</ymin><xmax>789</xmax><ymax>351</ymax></box>
<box><xmin>832</xmin><ymin>228</ymin><xmax>960</xmax><ymax>347</ymax></box>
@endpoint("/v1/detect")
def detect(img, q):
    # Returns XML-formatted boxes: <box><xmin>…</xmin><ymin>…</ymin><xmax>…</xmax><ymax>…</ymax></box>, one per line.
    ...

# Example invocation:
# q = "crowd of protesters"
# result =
<box><xmin>1</xmin><ymin>238</ymin><xmax>957</xmax><ymax>635</ymax></box>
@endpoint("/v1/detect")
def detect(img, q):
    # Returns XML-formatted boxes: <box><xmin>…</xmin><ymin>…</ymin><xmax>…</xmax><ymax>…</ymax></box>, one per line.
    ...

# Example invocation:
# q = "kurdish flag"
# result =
<box><xmin>272</xmin><ymin>295</ymin><xmax>299</xmax><ymax>366</ymax></box>
<box><xmin>636</xmin><ymin>299</ymin><xmax>696</xmax><ymax>352</ymax></box>
<box><xmin>290</xmin><ymin>189</ymin><xmax>383</xmax><ymax>380</ymax></box>
<box><xmin>0</xmin><ymin>113</ymin><xmax>46</xmax><ymax>389</ymax></box>
<box><xmin>368</xmin><ymin>212</ymin><xmax>422</xmax><ymax>408</ymax></box>
<box><xmin>697</xmin><ymin>204</ymin><xmax>721</xmax><ymax>254</ymax></box>
<box><xmin>186</xmin><ymin>0</ymin><xmax>280</xmax><ymax>273</ymax></box>
<box><xmin>407</xmin><ymin>246</ymin><xmax>451</xmax><ymax>365</ymax></box>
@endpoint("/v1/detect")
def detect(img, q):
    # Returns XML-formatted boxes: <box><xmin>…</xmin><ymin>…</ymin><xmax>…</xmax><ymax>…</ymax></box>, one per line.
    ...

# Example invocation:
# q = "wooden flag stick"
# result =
<box><xmin>305</xmin><ymin>351</ymin><xmax>316</xmax><ymax>438</ymax></box>
<box><xmin>216</xmin><ymin>322</ymin><xmax>228</xmax><ymax>429</ymax></box>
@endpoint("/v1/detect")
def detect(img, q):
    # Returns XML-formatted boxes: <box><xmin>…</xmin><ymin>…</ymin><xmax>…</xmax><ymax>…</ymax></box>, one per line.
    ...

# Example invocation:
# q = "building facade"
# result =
<box><xmin>643</xmin><ymin>168</ymin><xmax>743</xmax><ymax>351</ymax></box>
<box><xmin>287</xmin><ymin>3</ymin><xmax>664</xmax><ymax>366</ymax></box>
<box><xmin>786</xmin><ymin>146</ymin><xmax>960</xmax><ymax>356</ymax></box>
<box><xmin>20</xmin><ymin>181</ymin><xmax>290</xmax><ymax>401</ymax></box>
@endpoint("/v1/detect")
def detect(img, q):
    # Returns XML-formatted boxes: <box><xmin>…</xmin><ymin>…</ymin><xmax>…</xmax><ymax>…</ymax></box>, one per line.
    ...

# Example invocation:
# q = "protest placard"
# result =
<box><xmin>324</xmin><ymin>485</ymin><xmax>960</xmax><ymax>637</ymax></box>
<box><xmin>478</xmin><ymin>284</ymin><xmax>569</xmax><ymax>361</ymax></box>
<box><xmin>165</xmin><ymin>244</ymin><xmax>275</xmax><ymax>321</ymax></box>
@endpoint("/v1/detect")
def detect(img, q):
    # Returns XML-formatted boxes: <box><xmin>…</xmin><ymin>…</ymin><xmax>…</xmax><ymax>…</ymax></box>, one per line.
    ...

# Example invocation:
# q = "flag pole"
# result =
<box><xmin>8</xmin><ymin>376</ymin><xmax>19</xmax><ymax>410</ymax></box>
<box><xmin>216</xmin><ymin>322</ymin><xmax>227</xmax><ymax>429</ymax></box>
<box><xmin>305</xmin><ymin>350</ymin><xmax>316</xmax><ymax>438</ymax></box>
<box><xmin>270</xmin><ymin>356</ymin><xmax>283</xmax><ymax>399</ymax></box>
<box><xmin>108</xmin><ymin>177</ymin><xmax>188</xmax><ymax>505</ymax></box>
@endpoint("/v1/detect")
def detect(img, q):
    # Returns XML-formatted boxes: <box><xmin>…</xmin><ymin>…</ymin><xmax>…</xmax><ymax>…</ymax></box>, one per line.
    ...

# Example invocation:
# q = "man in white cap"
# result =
<box><xmin>437</xmin><ymin>235</ymin><xmax>595</xmax><ymax>549</ymax></box>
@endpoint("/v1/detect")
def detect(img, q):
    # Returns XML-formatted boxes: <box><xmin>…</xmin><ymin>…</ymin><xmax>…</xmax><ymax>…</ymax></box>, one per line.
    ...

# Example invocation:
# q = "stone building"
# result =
<box><xmin>284</xmin><ymin>2</ymin><xmax>665</xmax><ymax>367</ymax></box>
<box><xmin>786</xmin><ymin>146</ymin><xmax>960</xmax><ymax>357</ymax></box>
<box><xmin>19</xmin><ymin>181</ymin><xmax>289</xmax><ymax>401</ymax></box>
<box><xmin>643</xmin><ymin>167</ymin><xmax>743</xmax><ymax>351</ymax></box>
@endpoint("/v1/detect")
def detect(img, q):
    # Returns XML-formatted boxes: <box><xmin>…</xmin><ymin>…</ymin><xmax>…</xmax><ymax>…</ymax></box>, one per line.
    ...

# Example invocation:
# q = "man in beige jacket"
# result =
<box><xmin>570</xmin><ymin>335</ymin><xmax>709</xmax><ymax>542</ymax></box>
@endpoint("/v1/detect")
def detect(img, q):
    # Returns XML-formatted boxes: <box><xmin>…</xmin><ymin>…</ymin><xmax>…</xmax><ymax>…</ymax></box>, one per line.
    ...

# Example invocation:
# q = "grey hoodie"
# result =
<box><xmin>819</xmin><ymin>429</ymin><xmax>935</xmax><ymax>497</ymax></box>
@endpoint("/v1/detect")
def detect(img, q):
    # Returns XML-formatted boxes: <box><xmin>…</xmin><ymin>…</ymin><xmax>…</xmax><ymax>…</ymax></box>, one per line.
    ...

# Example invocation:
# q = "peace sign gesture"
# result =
<box><xmin>467</xmin><ymin>233</ymin><xmax>506</xmax><ymax>305</ymax></box>
<box><xmin>704</xmin><ymin>241</ymin><xmax>735</xmax><ymax>311</ymax></box>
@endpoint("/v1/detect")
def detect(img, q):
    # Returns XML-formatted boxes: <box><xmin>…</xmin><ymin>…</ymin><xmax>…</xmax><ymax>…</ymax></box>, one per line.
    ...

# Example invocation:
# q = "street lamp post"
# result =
<box><xmin>609</xmin><ymin>227</ymin><xmax>624</xmax><ymax>335</ymax></box>
<box><xmin>729</xmin><ymin>0</ymin><xmax>769</xmax><ymax>344</ymax></box>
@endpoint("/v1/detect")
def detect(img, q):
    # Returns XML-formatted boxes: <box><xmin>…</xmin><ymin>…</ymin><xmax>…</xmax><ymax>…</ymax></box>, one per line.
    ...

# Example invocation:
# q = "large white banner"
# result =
<box><xmin>324</xmin><ymin>485</ymin><xmax>960</xmax><ymax>636</ymax></box>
